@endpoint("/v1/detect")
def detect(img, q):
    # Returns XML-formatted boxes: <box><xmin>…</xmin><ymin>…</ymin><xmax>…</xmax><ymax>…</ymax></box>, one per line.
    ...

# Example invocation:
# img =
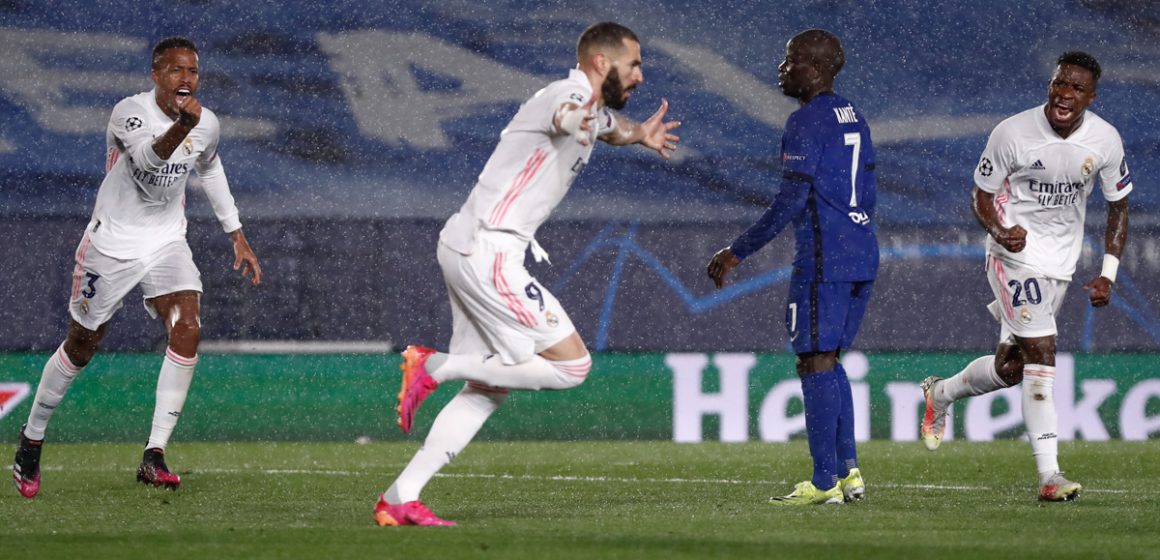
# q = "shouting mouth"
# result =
<box><xmin>176</xmin><ymin>88</ymin><xmax>191</xmax><ymax>107</ymax></box>
<box><xmin>1050</xmin><ymin>103</ymin><xmax>1075</xmax><ymax>121</ymax></box>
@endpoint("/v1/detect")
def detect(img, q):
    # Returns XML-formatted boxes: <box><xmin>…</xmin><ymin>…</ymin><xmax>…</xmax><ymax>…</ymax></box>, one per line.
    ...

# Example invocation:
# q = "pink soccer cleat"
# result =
<box><xmin>12</xmin><ymin>425</ymin><xmax>42</xmax><ymax>499</ymax></box>
<box><xmin>397</xmin><ymin>345</ymin><xmax>440</xmax><ymax>434</ymax></box>
<box><xmin>136</xmin><ymin>448</ymin><xmax>181</xmax><ymax>490</ymax></box>
<box><xmin>373</xmin><ymin>495</ymin><xmax>457</xmax><ymax>527</ymax></box>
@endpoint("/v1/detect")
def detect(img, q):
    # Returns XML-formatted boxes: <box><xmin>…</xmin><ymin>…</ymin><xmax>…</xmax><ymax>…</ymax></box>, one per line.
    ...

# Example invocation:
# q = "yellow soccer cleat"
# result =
<box><xmin>839</xmin><ymin>467</ymin><xmax>865</xmax><ymax>502</ymax></box>
<box><xmin>769</xmin><ymin>481</ymin><xmax>844</xmax><ymax>506</ymax></box>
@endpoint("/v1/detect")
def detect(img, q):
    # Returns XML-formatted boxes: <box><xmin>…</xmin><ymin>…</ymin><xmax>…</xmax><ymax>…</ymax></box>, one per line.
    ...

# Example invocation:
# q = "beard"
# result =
<box><xmin>602</xmin><ymin>67</ymin><xmax>631</xmax><ymax>110</ymax></box>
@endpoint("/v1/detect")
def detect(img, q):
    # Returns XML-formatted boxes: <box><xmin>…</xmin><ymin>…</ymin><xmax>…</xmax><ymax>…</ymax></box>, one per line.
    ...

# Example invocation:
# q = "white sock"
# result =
<box><xmin>24</xmin><ymin>344</ymin><xmax>82</xmax><ymax>440</ymax></box>
<box><xmin>385</xmin><ymin>384</ymin><xmax>508</xmax><ymax>503</ymax></box>
<box><xmin>428</xmin><ymin>353</ymin><xmax>590</xmax><ymax>391</ymax></box>
<box><xmin>145</xmin><ymin>348</ymin><xmax>198</xmax><ymax>451</ymax></box>
<box><xmin>937</xmin><ymin>355</ymin><xmax>1007</xmax><ymax>405</ymax></box>
<box><xmin>1022</xmin><ymin>364</ymin><xmax>1059</xmax><ymax>485</ymax></box>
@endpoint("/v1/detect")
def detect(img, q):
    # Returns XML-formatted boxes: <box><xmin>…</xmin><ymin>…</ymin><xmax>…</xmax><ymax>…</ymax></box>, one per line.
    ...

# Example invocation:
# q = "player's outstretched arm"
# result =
<box><xmin>972</xmin><ymin>187</ymin><xmax>1025</xmax><ymax>253</ymax></box>
<box><xmin>553</xmin><ymin>96</ymin><xmax>598</xmax><ymax>146</ymax></box>
<box><xmin>1084</xmin><ymin>197</ymin><xmax>1128</xmax><ymax>307</ymax></box>
<box><xmin>602</xmin><ymin>99</ymin><xmax>681</xmax><ymax>158</ymax></box>
<box><xmin>230</xmin><ymin>228</ymin><xmax>262</xmax><ymax>286</ymax></box>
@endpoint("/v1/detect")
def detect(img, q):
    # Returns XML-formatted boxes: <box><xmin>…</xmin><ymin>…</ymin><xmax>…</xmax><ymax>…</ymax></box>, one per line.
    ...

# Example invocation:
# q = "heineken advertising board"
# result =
<box><xmin>1</xmin><ymin>352</ymin><xmax>1157</xmax><ymax>442</ymax></box>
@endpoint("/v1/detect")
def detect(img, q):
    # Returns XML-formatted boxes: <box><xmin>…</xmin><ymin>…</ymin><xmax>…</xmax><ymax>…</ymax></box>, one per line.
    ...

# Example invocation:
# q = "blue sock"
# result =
<box><xmin>835</xmin><ymin>364</ymin><xmax>858</xmax><ymax>477</ymax></box>
<box><xmin>800</xmin><ymin>367</ymin><xmax>842</xmax><ymax>490</ymax></box>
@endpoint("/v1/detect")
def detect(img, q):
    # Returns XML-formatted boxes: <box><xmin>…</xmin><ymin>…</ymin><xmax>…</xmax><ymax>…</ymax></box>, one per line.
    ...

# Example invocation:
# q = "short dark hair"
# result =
<box><xmin>577</xmin><ymin>22</ymin><xmax>639</xmax><ymax>61</ymax></box>
<box><xmin>1057</xmin><ymin>51</ymin><xmax>1101</xmax><ymax>82</ymax></box>
<box><xmin>152</xmin><ymin>36</ymin><xmax>198</xmax><ymax>68</ymax></box>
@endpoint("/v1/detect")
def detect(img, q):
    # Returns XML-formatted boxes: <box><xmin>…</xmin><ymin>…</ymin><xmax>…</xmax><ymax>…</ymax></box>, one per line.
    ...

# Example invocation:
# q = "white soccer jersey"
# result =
<box><xmin>974</xmin><ymin>105</ymin><xmax>1133</xmax><ymax>280</ymax></box>
<box><xmin>88</xmin><ymin>90</ymin><xmax>240</xmax><ymax>260</ymax></box>
<box><xmin>440</xmin><ymin>69</ymin><xmax>614</xmax><ymax>255</ymax></box>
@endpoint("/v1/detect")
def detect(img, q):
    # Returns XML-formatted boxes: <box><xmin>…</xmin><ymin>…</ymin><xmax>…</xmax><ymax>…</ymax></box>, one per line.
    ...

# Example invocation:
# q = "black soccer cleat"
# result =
<box><xmin>136</xmin><ymin>447</ymin><xmax>181</xmax><ymax>490</ymax></box>
<box><xmin>13</xmin><ymin>424</ymin><xmax>43</xmax><ymax>499</ymax></box>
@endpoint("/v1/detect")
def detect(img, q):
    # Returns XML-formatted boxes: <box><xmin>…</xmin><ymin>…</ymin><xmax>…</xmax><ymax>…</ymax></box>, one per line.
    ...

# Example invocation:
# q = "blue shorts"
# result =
<box><xmin>785</xmin><ymin>281</ymin><xmax>874</xmax><ymax>354</ymax></box>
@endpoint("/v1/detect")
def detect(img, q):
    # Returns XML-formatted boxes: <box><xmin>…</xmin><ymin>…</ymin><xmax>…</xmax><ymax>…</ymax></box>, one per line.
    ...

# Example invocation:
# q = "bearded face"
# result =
<box><xmin>602</xmin><ymin>66</ymin><xmax>633</xmax><ymax>110</ymax></box>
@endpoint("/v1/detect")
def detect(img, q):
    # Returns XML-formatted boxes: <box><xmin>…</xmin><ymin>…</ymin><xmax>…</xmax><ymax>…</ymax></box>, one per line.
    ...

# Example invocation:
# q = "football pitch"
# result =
<box><xmin>3</xmin><ymin>440</ymin><xmax>1157</xmax><ymax>559</ymax></box>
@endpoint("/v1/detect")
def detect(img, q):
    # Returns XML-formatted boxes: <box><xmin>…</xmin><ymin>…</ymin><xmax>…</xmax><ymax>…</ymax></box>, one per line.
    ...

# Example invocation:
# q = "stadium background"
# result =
<box><xmin>1</xmin><ymin>0</ymin><xmax>1158</xmax><ymax>442</ymax></box>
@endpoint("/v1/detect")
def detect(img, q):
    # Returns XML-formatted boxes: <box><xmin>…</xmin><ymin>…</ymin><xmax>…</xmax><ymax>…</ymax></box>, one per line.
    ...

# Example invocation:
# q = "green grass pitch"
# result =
<box><xmin>3</xmin><ymin>440</ymin><xmax>1157</xmax><ymax>559</ymax></box>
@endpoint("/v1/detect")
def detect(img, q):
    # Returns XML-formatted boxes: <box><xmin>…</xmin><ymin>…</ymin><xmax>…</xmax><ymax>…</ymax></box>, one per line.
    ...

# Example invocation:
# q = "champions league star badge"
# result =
<box><xmin>1082</xmin><ymin>157</ymin><xmax>1094</xmax><ymax>177</ymax></box>
<box><xmin>126</xmin><ymin>116</ymin><xmax>143</xmax><ymax>131</ymax></box>
<box><xmin>978</xmin><ymin>157</ymin><xmax>993</xmax><ymax>177</ymax></box>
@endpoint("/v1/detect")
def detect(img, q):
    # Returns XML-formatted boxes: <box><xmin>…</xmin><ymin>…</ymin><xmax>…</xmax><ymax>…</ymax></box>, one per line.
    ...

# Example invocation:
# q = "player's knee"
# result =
<box><xmin>170</xmin><ymin>314</ymin><xmax>202</xmax><ymax>343</ymax></box>
<box><xmin>550</xmin><ymin>354</ymin><xmax>591</xmax><ymax>389</ymax></box>
<box><xmin>996</xmin><ymin>362</ymin><xmax>1023</xmax><ymax>386</ymax></box>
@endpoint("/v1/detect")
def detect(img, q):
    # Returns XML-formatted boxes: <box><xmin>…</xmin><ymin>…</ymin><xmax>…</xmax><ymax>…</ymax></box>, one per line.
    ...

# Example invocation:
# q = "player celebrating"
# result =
<box><xmin>919</xmin><ymin>52</ymin><xmax>1130</xmax><ymax>502</ymax></box>
<box><xmin>11</xmin><ymin>37</ymin><xmax>261</xmax><ymax>498</ymax></box>
<box><xmin>707</xmin><ymin>29</ymin><xmax>877</xmax><ymax>506</ymax></box>
<box><xmin>375</xmin><ymin>21</ymin><xmax>680</xmax><ymax>527</ymax></box>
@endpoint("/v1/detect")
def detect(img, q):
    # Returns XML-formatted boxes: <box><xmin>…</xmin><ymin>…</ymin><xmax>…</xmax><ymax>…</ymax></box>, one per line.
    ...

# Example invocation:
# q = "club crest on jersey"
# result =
<box><xmin>1081</xmin><ymin>157</ymin><xmax>1094</xmax><ymax>177</ymax></box>
<box><xmin>182</xmin><ymin>137</ymin><xmax>194</xmax><ymax>156</ymax></box>
<box><xmin>126</xmin><ymin>116</ymin><xmax>143</xmax><ymax>131</ymax></box>
<box><xmin>79</xmin><ymin>299</ymin><xmax>89</xmax><ymax>315</ymax></box>
<box><xmin>545</xmin><ymin>310</ymin><xmax>559</xmax><ymax>328</ymax></box>
<box><xmin>978</xmin><ymin>157</ymin><xmax>993</xmax><ymax>177</ymax></box>
<box><xmin>1020</xmin><ymin>307</ymin><xmax>1033</xmax><ymax>325</ymax></box>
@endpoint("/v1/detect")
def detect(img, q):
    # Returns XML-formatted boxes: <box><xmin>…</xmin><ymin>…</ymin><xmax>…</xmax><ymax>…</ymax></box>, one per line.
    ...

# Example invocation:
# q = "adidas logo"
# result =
<box><xmin>1030</xmin><ymin>160</ymin><xmax>1045</xmax><ymax>170</ymax></box>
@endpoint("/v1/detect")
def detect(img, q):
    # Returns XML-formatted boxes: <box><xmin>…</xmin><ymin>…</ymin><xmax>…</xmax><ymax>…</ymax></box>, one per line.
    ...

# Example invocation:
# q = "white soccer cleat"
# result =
<box><xmin>920</xmin><ymin>376</ymin><xmax>948</xmax><ymax>451</ymax></box>
<box><xmin>1039</xmin><ymin>473</ymin><xmax>1082</xmax><ymax>502</ymax></box>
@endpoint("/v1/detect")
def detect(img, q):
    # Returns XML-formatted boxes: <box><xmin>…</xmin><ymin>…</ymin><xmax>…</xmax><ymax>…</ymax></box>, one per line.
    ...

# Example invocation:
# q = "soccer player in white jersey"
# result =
<box><xmin>373</xmin><ymin>21</ymin><xmax>680</xmax><ymax>527</ymax></box>
<box><xmin>11</xmin><ymin>37</ymin><xmax>261</xmax><ymax>499</ymax></box>
<box><xmin>919</xmin><ymin>51</ymin><xmax>1131</xmax><ymax>502</ymax></box>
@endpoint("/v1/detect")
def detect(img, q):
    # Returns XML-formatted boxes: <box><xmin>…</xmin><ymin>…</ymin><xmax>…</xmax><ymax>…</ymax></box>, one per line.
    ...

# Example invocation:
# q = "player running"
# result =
<box><xmin>707</xmin><ymin>29</ymin><xmax>877</xmax><ymax>506</ymax></box>
<box><xmin>920</xmin><ymin>51</ymin><xmax>1131</xmax><ymax>502</ymax></box>
<box><xmin>374</xmin><ymin>21</ymin><xmax>680</xmax><ymax>527</ymax></box>
<box><xmin>12</xmin><ymin>36</ymin><xmax>261</xmax><ymax>499</ymax></box>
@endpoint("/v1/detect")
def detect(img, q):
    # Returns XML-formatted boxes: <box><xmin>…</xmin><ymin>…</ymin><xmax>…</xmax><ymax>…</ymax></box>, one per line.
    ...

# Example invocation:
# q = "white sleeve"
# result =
<box><xmin>110</xmin><ymin>98</ymin><xmax>166</xmax><ymax>173</ymax></box>
<box><xmin>546</xmin><ymin>85</ymin><xmax>590</xmax><ymax>136</ymax></box>
<box><xmin>1099</xmin><ymin>130</ymin><xmax>1133</xmax><ymax>202</ymax></box>
<box><xmin>974</xmin><ymin>120</ymin><xmax>1016</xmax><ymax>193</ymax></box>
<box><xmin>195</xmin><ymin>114</ymin><xmax>242</xmax><ymax>233</ymax></box>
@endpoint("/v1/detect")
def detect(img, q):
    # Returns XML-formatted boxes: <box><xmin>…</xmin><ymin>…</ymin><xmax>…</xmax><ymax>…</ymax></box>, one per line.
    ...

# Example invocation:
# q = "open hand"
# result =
<box><xmin>639</xmin><ymin>98</ymin><xmax>681</xmax><ymax>159</ymax></box>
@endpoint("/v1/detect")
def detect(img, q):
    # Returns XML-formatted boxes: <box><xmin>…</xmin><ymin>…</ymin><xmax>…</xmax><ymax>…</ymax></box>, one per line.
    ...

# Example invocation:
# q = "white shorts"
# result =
<box><xmin>69</xmin><ymin>232</ymin><xmax>203</xmax><ymax>331</ymax></box>
<box><xmin>438</xmin><ymin>232</ymin><xmax>575</xmax><ymax>365</ymax></box>
<box><xmin>985</xmin><ymin>256</ymin><xmax>1068</xmax><ymax>341</ymax></box>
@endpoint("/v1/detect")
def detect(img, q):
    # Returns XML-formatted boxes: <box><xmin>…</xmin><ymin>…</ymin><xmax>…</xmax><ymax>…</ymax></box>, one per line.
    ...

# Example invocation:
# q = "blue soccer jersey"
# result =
<box><xmin>730</xmin><ymin>93</ymin><xmax>879</xmax><ymax>282</ymax></box>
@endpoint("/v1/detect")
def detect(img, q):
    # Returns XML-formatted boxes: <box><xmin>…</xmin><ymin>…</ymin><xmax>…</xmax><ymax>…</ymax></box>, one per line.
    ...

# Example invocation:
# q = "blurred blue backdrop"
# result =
<box><xmin>2</xmin><ymin>0</ymin><xmax>1158</xmax><ymax>351</ymax></box>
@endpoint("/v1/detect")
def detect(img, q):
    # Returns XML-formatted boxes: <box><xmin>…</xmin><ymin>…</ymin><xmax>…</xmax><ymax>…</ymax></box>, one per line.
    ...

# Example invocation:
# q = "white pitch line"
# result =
<box><xmin>13</xmin><ymin>465</ymin><xmax>1131</xmax><ymax>494</ymax></box>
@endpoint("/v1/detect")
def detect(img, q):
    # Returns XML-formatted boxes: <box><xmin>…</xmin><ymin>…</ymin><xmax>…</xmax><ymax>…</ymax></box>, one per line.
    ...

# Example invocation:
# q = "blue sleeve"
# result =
<box><xmin>729</xmin><ymin>174</ymin><xmax>810</xmax><ymax>260</ymax></box>
<box><xmin>728</xmin><ymin>112</ymin><xmax>818</xmax><ymax>260</ymax></box>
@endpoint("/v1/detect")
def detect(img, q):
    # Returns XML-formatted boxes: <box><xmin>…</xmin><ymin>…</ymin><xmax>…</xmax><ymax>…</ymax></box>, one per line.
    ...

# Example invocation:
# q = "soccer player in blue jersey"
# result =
<box><xmin>707</xmin><ymin>29</ymin><xmax>878</xmax><ymax>505</ymax></box>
